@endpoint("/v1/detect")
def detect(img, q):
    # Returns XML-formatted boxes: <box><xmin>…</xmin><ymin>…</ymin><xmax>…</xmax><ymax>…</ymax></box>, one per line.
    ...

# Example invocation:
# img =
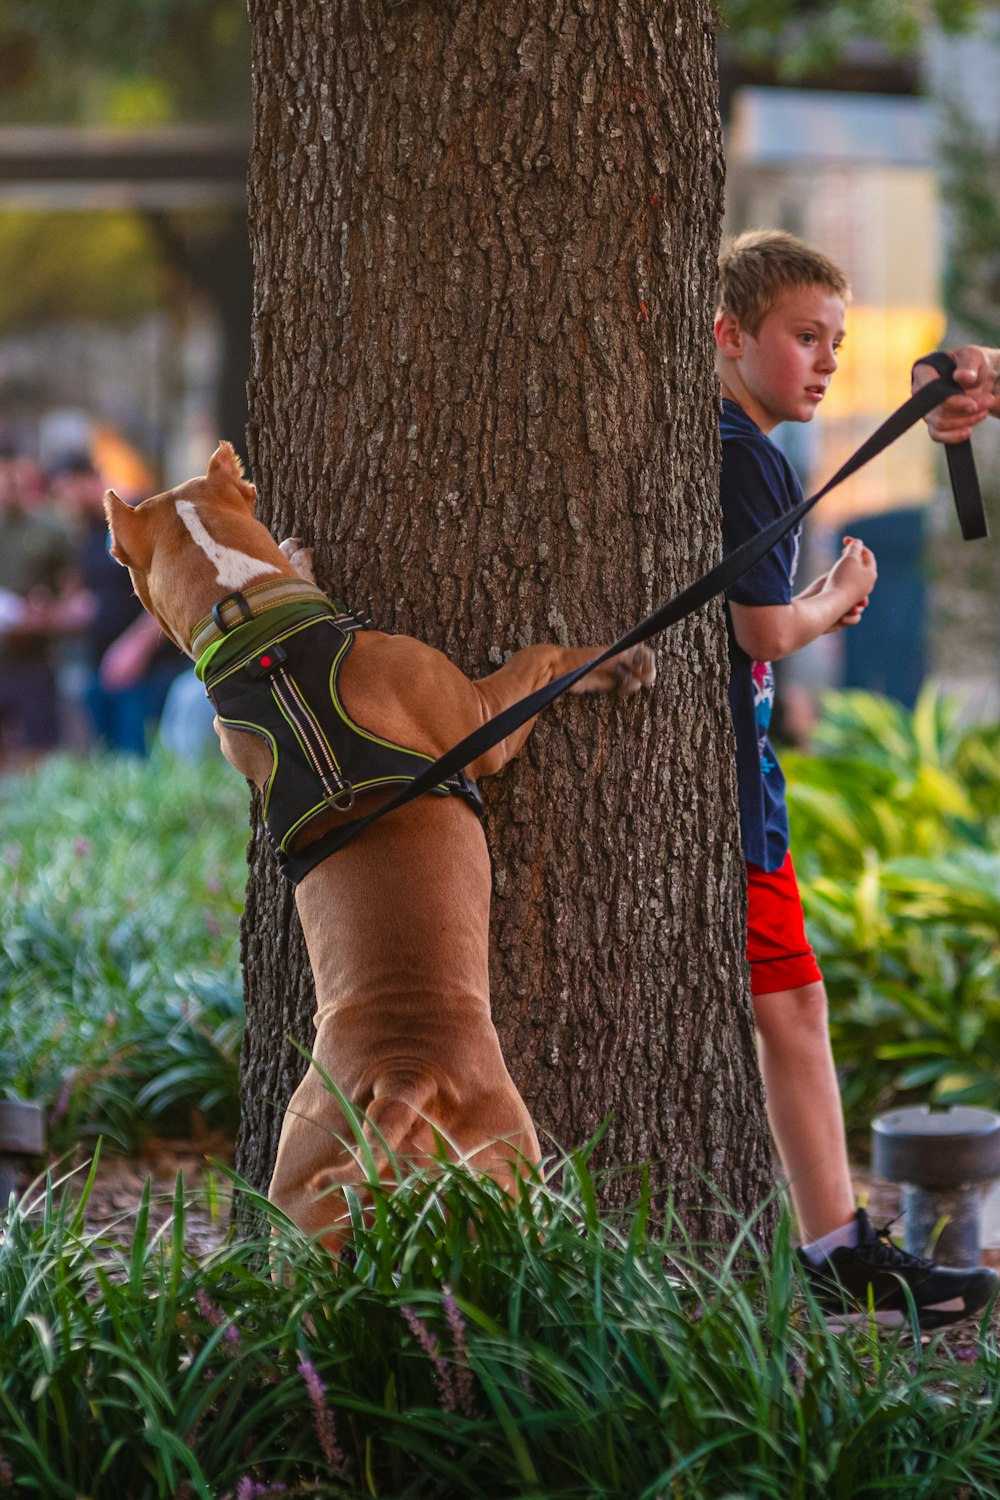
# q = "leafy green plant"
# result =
<box><xmin>0</xmin><ymin>751</ymin><xmax>248</xmax><ymax>1152</ymax></box>
<box><xmin>2</xmin><ymin>1146</ymin><xmax>1000</xmax><ymax>1499</ymax></box>
<box><xmin>785</xmin><ymin>689</ymin><xmax>1000</xmax><ymax>1135</ymax></box>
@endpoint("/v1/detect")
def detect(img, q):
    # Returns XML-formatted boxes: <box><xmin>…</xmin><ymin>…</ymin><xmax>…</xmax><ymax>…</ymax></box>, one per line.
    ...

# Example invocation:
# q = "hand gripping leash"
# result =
<box><xmin>281</xmin><ymin>355</ymin><xmax>985</xmax><ymax>877</ymax></box>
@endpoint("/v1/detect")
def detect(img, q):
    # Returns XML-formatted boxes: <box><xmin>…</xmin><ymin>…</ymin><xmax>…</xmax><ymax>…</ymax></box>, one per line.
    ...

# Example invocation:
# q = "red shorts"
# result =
<box><xmin>746</xmin><ymin>852</ymin><xmax>823</xmax><ymax>996</ymax></box>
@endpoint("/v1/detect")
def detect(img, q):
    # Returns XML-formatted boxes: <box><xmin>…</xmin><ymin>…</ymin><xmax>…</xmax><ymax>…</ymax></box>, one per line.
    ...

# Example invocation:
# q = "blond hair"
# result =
<box><xmin>716</xmin><ymin>230</ymin><xmax>851</xmax><ymax>337</ymax></box>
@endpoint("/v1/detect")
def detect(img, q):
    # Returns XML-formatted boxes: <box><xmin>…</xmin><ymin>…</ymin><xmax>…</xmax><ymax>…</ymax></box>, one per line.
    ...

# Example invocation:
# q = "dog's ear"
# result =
<box><xmin>207</xmin><ymin>441</ymin><xmax>257</xmax><ymax>509</ymax></box>
<box><xmin>104</xmin><ymin>489</ymin><xmax>152</xmax><ymax>571</ymax></box>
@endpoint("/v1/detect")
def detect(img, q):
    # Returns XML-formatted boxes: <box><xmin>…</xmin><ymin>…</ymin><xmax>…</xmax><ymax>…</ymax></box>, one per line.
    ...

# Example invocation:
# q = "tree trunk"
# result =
<box><xmin>239</xmin><ymin>0</ymin><xmax>774</xmax><ymax>1241</ymax></box>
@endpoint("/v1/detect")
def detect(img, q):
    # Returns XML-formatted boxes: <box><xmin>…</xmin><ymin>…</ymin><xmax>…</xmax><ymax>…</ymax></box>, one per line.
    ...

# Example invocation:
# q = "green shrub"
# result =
<box><xmin>785</xmin><ymin>689</ymin><xmax>1000</xmax><ymax>1134</ymax></box>
<box><xmin>0</xmin><ymin>752</ymin><xmax>248</xmax><ymax>1153</ymax></box>
<box><xmin>2</xmin><ymin>1149</ymin><xmax>1000</xmax><ymax>1499</ymax></box>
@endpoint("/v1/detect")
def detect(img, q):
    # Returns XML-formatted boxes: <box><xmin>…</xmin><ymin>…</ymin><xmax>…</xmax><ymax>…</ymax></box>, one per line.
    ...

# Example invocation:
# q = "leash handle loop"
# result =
<box><xmin>912</xmin><ymin>350</ymin><xmax>988</xmax><ymax>541</ymax></box>
<box><xmin>286</xmin><ymin>370</ymin><xmax>983</xmax><ymax>875</ymax></box>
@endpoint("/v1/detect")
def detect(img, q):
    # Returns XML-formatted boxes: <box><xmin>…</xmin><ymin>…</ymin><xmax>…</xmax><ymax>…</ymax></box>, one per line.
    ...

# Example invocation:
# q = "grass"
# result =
<box><xmin>2</xmin><ymin>1147</ymin><xmax>1000</xmax><ymax>1498</ymax></box>
<box><xmin>0</xmin><ymin>750</ymin><xmax>248</xmax><ymax>1153</ymax></box>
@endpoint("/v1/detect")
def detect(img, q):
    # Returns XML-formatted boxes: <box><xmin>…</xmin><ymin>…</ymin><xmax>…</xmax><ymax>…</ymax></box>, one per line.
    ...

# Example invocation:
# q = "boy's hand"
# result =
<box><xmin>823</xmin><ymin>535</ymin><xmax>877</xmax><ymax>611</ymax></box>
<box><xmin>913</xmin><ymin>346</ymin><xmax>1000</xmax><ymax>443</ymax></box>
<box><xmin>824</xmin><ymin>595</ymin><xmax>869</xmax><ymax>633</ymax></box>
<box><xmin>732</xmin><ymin>538</ymin><xmax>875</xmax><ymax>662</ymax></box>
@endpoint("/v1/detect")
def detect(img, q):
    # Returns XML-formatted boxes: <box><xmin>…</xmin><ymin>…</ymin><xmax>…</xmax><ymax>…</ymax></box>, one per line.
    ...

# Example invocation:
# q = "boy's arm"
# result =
<box><xmin>730</xmin><ymin>537</ymin><xmax>876</xmax><ymax>662</ymax></box>
<box><xmin>913</xmin><ymin>345</ymin><xmax>1000</xmax><ymax>443</ymax></box>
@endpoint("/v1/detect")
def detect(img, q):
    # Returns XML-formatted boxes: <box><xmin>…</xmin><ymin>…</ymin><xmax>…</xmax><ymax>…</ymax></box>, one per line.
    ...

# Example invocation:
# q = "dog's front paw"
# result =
<box><xmin>279</xmin><ymin>536</ymin><xmax>316</xmax><ymax>582</ymax></box>
<box><xmin>616</xmin><ymin>642</ymin><xmax>656</xmax><ymax>693</ymax></box>
<box><xmin>574</xmin><ymin>643</ymin><xmax>655</xmax><ymax>695</ymax></box>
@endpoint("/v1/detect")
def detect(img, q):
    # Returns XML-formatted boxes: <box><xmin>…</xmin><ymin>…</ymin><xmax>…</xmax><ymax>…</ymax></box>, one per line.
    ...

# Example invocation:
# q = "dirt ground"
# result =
<box><xmin>16</xmin><ymin>1133</ymin><xmax>237</xmax><ymax>1261</ymax></box>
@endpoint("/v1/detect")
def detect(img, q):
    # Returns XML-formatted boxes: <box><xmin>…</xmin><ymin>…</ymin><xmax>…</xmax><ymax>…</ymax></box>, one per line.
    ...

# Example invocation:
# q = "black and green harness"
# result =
<box><xmin>193</xmin><ymin>579</ymin><xmax>483</xmax><ymax>886</ymax></box>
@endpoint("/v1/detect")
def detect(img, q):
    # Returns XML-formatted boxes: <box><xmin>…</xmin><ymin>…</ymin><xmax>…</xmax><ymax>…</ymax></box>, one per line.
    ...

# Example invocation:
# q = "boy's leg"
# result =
<box><xmin>752</xmin><ymin>979</ymin><xmax>855</xmax><ymax>1243</ymax></box>
<box><xmin>745</xmin><ymin>854</ymin><xmax>856</xmax><ymax>1244</ymax></box>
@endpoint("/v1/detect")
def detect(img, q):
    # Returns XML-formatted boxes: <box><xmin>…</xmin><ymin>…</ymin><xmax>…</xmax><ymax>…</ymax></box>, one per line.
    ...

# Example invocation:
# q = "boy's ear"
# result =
<box><xmin>207</xmin><ymin>440</ymin><xmax>257</xmax><ymax>509</ymax></box>
<box><xmin>714</xmin><ymin>311</ymin><xmax>744</xmax><ymax>357</ymax></box>
<box><xmin>104</xmin><ymin>489</ymin><xmax>151</xmax><ymax>570</ymax></box>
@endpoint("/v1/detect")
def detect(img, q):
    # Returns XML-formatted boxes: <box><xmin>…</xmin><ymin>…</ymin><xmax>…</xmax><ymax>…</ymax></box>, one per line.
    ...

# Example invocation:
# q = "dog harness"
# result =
<box><xmin>193</xmin><ymin>580</ymin><xmax>484</xmax><ymax>885</ymax></box>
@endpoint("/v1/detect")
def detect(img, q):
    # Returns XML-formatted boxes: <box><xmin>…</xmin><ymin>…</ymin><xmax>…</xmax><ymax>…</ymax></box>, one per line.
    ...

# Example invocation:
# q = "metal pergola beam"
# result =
<box><xmin>0</xmin><ymin>125</ymin><xmax>249</xmax><ymax>210</ymax></box>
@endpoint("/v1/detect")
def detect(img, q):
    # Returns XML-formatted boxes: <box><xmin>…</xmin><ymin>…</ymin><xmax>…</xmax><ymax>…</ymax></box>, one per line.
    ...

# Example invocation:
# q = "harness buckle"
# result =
<box><xmin>325</xmin><ymin>784</ymin><xmax>356</xmax><ymax>812</ymax></box>
<box><xmin>246</xmin><ymin>642</ymin><xmax>288</xmax><ymax>680</ymax></box>
<box><xmin>211</xmin><ymin>591</ymin><xmax>255</xmax><ymax>635</ymax></box>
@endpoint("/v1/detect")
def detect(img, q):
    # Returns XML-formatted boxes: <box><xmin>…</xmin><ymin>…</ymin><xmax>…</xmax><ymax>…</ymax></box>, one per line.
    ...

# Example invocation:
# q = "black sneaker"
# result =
<box><xmin>797</xmin><ymin>1208</ymin><xmax>999</xmax><ymax>1330</ymax></box>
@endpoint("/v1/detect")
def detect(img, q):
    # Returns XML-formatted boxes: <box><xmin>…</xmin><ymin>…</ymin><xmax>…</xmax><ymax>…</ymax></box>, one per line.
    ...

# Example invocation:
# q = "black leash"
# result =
<box><xmin>912</xmin><ymin>351</ymin><xmax>987</xmax><ymax>542</ymax></box>
<box><xmin>288</xmin><ymin>356</ymin><xmax>985</xmax><ymax>872</ymax></box>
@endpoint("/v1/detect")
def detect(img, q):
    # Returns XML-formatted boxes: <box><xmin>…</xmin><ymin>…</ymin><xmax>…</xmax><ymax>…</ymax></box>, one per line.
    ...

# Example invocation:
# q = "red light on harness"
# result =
<box><xmin>260</xmin><ymin>654</ymin><xmax>272</xmax><ymax>669</ymax></box>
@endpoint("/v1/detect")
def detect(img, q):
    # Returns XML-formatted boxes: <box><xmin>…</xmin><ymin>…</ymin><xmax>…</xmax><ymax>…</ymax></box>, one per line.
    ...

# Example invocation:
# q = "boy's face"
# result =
<box><xmin>715</xmin><ymin>284</ymin><xmax>846</xmax><ymax>433</ymax></box>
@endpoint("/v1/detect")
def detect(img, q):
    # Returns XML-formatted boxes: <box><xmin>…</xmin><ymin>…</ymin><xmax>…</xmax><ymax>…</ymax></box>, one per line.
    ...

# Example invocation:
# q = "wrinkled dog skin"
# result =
<box><xmin>106</xmin><ymin>443</ymin><xmax>655</xmax><ymax>1248</ymax></box>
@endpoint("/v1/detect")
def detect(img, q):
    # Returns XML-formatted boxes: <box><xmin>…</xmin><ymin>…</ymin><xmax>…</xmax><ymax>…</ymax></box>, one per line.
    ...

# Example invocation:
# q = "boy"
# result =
<box><xmin>716</xmin><ymin>229</ymin><xmax>997</xmax><ymax>1327</ymax></box>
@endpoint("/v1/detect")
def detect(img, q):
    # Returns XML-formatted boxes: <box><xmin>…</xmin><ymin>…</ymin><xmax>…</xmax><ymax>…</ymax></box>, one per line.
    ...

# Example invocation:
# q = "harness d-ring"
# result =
<box><xmin>326</xmin><ymin>785</ymin><xmax>356</xmax><ymax>812</ymax></box>
<box><xmin>211</xmin><ymin>591</ymin><xmax>255</xmax><ymax>634</ymax></box>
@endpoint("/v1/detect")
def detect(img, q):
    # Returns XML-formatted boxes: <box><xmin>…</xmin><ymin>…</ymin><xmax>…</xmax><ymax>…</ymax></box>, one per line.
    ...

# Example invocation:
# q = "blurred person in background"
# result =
<box><xmin>49</xmin><ymin>455</ymin><xmax>186</xmax><ymax>755</ymax></box>
<box><xmin>0</xmin><ymin>444</ymin><xmax>76</xmax><ymax>771</ymax></box>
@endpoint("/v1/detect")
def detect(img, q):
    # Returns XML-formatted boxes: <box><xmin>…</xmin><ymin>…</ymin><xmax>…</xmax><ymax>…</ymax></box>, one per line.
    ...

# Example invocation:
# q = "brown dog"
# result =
<box><xmin>106</xmin><ymin>442</ymin><xmax>654</xmax><ymax>1247</ymax></box>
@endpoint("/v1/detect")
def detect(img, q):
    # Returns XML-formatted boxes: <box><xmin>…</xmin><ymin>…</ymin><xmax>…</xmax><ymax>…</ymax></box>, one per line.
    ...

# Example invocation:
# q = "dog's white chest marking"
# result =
<box><xmin>175</xmin><ymin>500</ymin><xmax>270</xmax><ymax>589</ymax></box>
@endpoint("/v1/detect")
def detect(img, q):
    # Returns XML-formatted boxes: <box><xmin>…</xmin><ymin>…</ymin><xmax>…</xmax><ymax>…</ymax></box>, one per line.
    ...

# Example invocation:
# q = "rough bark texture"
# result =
<box><xmin>239</xmin><ymin>0</ymin><xmax>775</xmax><ymax>1240</ymax></box>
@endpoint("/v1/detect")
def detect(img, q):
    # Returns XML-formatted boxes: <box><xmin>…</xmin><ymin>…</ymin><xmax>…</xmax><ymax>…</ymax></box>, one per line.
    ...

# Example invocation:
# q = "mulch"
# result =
<box><xmin>15</xmin><ymin>1132</ymin><xmax>235</xmax><ymax>1261</ymax></box>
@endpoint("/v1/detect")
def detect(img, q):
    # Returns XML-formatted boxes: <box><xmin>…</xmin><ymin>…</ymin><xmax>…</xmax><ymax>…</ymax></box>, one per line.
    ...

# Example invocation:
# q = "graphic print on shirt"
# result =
<box><xmin>751</xmin><ymin>659</ymin><xmax>776</xmax><ymax>772</ymax></box>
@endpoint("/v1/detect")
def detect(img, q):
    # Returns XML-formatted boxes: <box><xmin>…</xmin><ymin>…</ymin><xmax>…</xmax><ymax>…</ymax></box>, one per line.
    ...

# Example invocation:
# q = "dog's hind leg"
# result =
<box><xmin>315</xmin><ymin>1072</ymin><xmax>441</xmax><ymax>1187</ymax></box>
<box><xmin>298</xmin><ymin>1073</ymin><xmax>441</xmax><ymax>1248</ymax></box>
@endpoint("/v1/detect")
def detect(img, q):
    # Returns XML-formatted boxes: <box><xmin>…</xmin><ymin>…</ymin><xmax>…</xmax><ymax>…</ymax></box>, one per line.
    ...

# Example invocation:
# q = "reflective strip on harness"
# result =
<box><xmin>201</xmin><ymin>601</ymin><xmax>484</xmax><ymax>884</ymax></box>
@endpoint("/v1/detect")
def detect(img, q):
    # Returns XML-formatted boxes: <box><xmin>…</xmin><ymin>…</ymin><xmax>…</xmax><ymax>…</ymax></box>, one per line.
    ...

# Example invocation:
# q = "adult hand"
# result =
<box><xmin>913</xmin><ymin>345</ymin><xmax>1000</xmax><ymax>444</ymax></box>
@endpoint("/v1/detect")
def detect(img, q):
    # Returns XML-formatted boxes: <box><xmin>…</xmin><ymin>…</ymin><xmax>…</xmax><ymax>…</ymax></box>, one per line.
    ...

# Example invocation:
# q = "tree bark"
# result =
<box><xmin>239</xmin><ymin>0</ymin><xmax>775</xmax><ymax>1241</ymax></box>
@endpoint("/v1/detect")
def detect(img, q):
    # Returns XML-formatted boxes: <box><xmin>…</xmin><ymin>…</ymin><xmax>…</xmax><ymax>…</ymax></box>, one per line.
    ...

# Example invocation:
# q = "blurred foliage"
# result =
<box><xmin>786</xmin><ymin>688</ymin><xmax>1000</xmax><ymax>1141</ymax></box>
<box><xmin>0</xmin><ymin>0</ymin><xmax>250</xmax><ymax>125</ymax></box>
<box><xmin>718</xmin><ymin>0</ymin><xmax>980</xmax><ymax>79</ymax></box>
<box><xmin>939</xmin><ymin>108</ymin><xmax>1000</xmax><ymax>346</ymax></box>
<box><xmin>0</xmin><ymin>0</ymin><xmax>985</xmax><ymax>124</ymax></box>
<box><xmin>0</xmin><ymin>751</ymin><xmax>248</xmax><ymax>1153</ymax></box>
<box><xmin>0</xmin><ymin>211</ymin><xmax>162</xmax><ymax>331</ymax></box>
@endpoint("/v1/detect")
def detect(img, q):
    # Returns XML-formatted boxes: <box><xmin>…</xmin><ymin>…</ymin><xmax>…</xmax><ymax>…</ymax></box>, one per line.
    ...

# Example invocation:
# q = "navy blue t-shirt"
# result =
<box><xmin>720</xmin><ymin>399</ymin><xmax>803</xmax><ymax>871</ymax></box>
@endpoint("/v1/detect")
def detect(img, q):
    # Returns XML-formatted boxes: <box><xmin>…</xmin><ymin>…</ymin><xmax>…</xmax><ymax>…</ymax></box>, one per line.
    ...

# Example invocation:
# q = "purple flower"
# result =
<box><xmin>442</xmin><ymin>1285</ymin><xmax>477</xmax><ymax>1418</ymax></box>
<box><xmin>48</xmin><ymin>1078</ymin><xmax>74</xmax><ymax>1130</ymax></box>
<box><xmin>196</xmin><ymin>1289</ymin><xmax>241</xmax><ymax>1349</ymax></box>
<box><xmin>297</xmin><ymin>1352</ymin><xmax>345</xmax><ymax>1469</ymax></box>
<box><xmin>73</xmin><ymin>837</ymin><xmax>92</xmax><ymax>858</ymax></box>
<box><xmin>233</xmin><ymin>1479</ymin><xmax>288</xmax><ymax>1499</ymax></box>
<box><xmin>196</xmin><ymin>1288</ymin><xmax>226</xmax><ymax>1326</ymax></box>
<box><xmin>402</xmin><ymin>1305</ymin><xmax>458</xmax><ymax>1413</ymax></box>
<box><xmin>0</xmin><ymin>1451</ymin><xmax>14</xmax><ymax>1488</ymax></box>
